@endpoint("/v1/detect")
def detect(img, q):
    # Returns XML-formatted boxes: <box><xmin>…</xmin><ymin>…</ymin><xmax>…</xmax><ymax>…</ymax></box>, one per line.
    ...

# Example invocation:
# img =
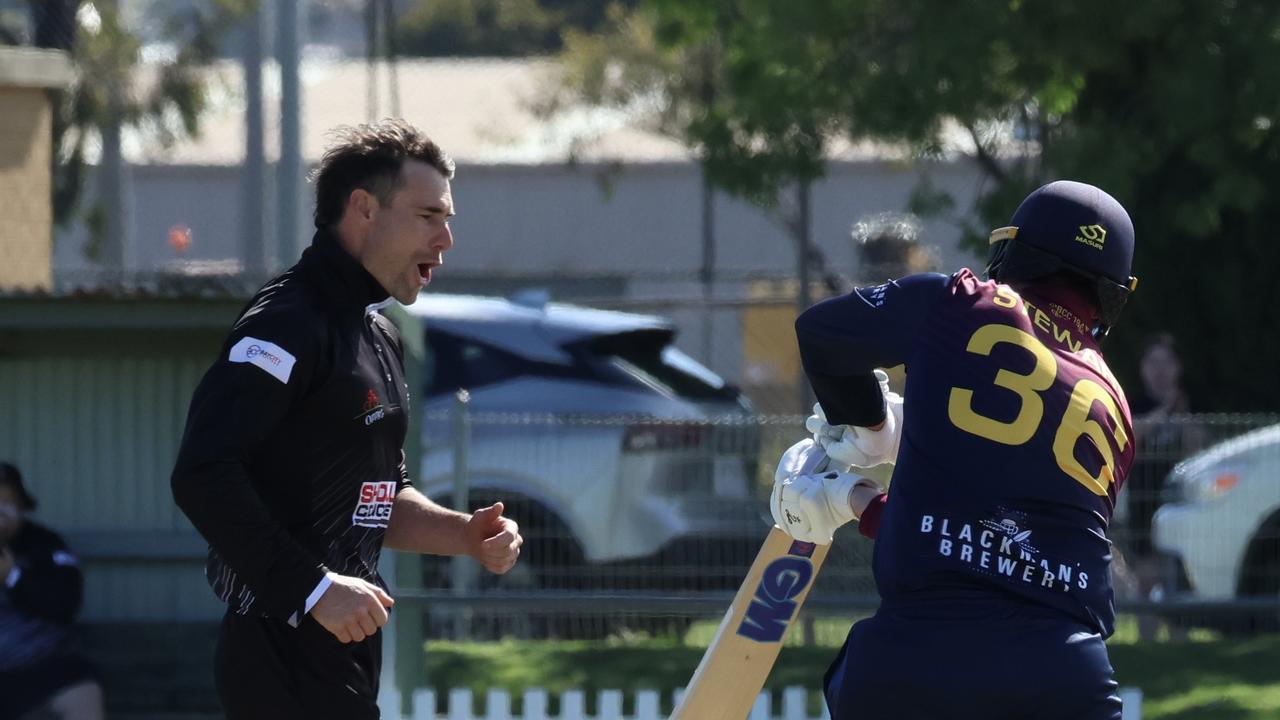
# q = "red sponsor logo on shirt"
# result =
<box><xmin>355</xmin><ymin>389</ymin><xmax>388</xmax><ymax>426</ymax></box>
<box><xmin>353</xmin><ymin>480</ymin><xmax>397</xmax><ymax>528</ymax></box>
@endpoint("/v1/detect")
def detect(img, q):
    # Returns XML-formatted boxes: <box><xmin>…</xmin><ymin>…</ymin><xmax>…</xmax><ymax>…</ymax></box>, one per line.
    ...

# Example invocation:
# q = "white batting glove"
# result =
<box><xmin>770</xmin><ymin>439</ymin><xmax>882</xmax><ymax>544</ymax></box>
<box><xmin>805</xmin><ymin>370</ymin><xmax>904</xmax><ymax>470</ymax></box>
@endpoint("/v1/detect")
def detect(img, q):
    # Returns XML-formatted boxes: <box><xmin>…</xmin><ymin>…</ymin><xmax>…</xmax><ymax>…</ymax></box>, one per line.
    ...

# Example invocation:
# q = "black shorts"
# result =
<box><xmin>215</xmin><ymin>610</ymin><xmax>382</xmax><ymax>720</ymax></box>
<box><xmin>0</xmin><ymin>653</ymin><xmax>98</xmax><ymax>720</ymax></box>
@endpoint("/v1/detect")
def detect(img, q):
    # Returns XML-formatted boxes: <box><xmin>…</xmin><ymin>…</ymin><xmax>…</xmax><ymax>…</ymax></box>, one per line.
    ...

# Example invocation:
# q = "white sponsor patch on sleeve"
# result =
<box><xmin>52</xmin><ymin>550</ymin><xmax>78</xmax><ymax>566</ymax></box>
<box><xmin>229</xmin><ymin>336</ymin><xmax>297</xmax><ymax>384</ymax></box>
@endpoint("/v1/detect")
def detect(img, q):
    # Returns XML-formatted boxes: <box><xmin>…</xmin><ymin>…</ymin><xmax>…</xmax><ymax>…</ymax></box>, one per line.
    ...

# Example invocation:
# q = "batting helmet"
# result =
<box><xmin>985</xmin><ymin>180</ymin><xmax>1138</xmax><ymax>337</ymax></box>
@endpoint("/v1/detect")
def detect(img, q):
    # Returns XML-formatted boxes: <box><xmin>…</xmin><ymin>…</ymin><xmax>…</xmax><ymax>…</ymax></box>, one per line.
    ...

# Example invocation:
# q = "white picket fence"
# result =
<box><xmin>380</xmin><ymin>686</ymin><xmax>1144</xmax><ymax>720</ymax></box>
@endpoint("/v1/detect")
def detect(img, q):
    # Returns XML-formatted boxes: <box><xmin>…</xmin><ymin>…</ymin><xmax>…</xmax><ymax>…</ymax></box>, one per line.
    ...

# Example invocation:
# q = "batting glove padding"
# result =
<box><xmin>805</xmin><ymin>370</ymin><xmax>903</xmax><ymax>470</ymax></box>
<box><xmin>771</xmin><ymin>439</ymin><xmax>881</xmax><ymax>545</ymax></box>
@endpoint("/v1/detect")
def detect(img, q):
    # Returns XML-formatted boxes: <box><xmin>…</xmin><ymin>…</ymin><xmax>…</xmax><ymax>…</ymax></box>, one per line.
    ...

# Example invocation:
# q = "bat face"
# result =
<box><xmin>736</xmin><ymin>538</ymin><xmax>818</xmax><ymax>642</ymax></box>
<box><xmin>671</xmin><ymin>527</ymin><xmax>831</xmax><ymax>720</ymax></box>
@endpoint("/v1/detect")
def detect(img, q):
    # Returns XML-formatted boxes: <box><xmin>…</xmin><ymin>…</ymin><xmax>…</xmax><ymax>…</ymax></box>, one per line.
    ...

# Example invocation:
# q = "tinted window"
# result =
<box><xmin>424</xmin><ymin>330</ymin><xmax>592</xmax><ymax>397</ymax></box>
<box><xmin>579</xmin><ymin>330</ymin><xmax>741</xmax><ymax>403</ymax></box>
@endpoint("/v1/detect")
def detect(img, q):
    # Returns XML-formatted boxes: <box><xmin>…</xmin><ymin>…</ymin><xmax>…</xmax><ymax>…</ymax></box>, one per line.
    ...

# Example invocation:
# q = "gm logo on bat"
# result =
<box><xmin>735</xmin><ymin>541</ymin><xmax>816</xmax><ymax>642</ymax></box>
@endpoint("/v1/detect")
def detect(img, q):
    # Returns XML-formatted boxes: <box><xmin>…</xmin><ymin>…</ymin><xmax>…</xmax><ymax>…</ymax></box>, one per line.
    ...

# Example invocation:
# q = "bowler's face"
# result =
<box><xmin>365</xmin><ymin>161</ymin><xmax>455</xmax><ymax>305</ymax></box>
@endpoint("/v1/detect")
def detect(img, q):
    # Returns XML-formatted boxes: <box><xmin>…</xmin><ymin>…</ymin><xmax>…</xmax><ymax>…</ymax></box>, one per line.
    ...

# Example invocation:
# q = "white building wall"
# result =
<box><xmin>52</xmin><ymin>157</ymin><xmax>988</xmax><ymax>394</ymax></box>
<box><xmin>55</xmin><ymin>158</ymin><xmax>986</xmax><ymax>280</ymax></box>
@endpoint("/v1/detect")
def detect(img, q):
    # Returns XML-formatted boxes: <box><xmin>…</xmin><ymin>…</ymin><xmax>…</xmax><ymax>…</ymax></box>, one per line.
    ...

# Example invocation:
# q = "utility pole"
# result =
<box><xmin>99</xmin><ymin>0</ymin><xmax>129</xmax><ymax>276</ymax></box>
<box><xmin>276</xmin><ymin>0</ymin><xmax>303</xmax><ymax>269</ymax></box>
<box><xmin>241</xmin><ymin>4</ymin><xmax>268</xmax><ymax>276</ymax></box>
<box><xmin>796</xmin><ymin>179</ymin><xmax>814</xmax><ymax>414</ymax></box>
<box><xmin>365</xmin><ymin>0</ymin><xmax>379</xmax><ymax>120</ymax></box>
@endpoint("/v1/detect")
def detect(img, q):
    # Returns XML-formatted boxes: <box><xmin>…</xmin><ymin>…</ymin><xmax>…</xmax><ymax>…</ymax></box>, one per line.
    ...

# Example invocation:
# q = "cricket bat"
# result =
<box><xmin>670</xmin><ymin>526</ymin><xmax>832</xmax><ymax>720</ymax></box>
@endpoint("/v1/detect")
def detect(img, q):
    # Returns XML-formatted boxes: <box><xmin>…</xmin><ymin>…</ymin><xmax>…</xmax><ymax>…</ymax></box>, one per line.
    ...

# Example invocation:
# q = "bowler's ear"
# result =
<box><xmin>346</xmin><ymin>188</ymin><xmax>378</xmax><ymax>222</ymax></box>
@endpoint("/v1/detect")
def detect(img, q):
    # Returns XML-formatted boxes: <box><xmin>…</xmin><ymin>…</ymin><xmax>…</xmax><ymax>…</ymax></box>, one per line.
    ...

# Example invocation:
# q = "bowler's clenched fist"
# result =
<box><xmin>466</xmin><ymin>502</ymin><xmax>523</xmax><ymax>574</ymax></box>
<box><xmin>310</xmin><ymin>574</ymin><xmax>395</xmax><ymax>643</ymax></box>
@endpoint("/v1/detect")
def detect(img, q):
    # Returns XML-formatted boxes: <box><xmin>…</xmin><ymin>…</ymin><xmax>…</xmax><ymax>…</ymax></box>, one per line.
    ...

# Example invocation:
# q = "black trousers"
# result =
<box><xmin>214</xmin><ymin>610</ymin><xmax>382</xmax><ymax>720</ymax></box>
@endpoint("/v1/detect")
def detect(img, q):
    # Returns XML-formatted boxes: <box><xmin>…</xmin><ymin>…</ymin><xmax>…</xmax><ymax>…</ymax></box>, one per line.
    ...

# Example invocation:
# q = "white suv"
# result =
<box><xmin>1153</xmin><ymin>422</ymin><xmax>1280</xmax><ymax>618</ymax></box>
<box><xmin>401</xmin><ymin>294</ymin><xmax>766</xmax><ymax>606</ymax></box>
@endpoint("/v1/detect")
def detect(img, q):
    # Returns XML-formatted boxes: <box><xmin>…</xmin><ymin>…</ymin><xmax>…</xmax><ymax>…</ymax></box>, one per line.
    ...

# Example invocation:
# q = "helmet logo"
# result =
<box><xmin>1075</xmin><ymin>224</ymin><xmax>1106</xmax><ymax>250</ymax></box>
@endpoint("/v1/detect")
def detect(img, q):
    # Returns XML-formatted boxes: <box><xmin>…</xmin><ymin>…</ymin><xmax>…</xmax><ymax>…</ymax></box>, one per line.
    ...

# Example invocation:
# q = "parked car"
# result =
<box><xmin>400</xmin><ymin>293</ymin><xmax>766</xmax><ymax>634</ymax></box>
<box><xmin>1152</xmin><ymin>422</ymin><xmax>1280</xmax><ymax>627</ymax></box>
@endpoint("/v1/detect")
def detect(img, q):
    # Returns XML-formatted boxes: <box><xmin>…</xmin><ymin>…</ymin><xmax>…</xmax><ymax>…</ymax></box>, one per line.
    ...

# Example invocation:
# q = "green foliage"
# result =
<box><xmin>556</xmin><ymin>0</ymin><xmax>1280</xmax><ymax>410</ymax></box>
<box><xmin>2</xmin><ymin>0</ymin><xmax>254</xmax><ymax>249</ymax></box>
<box><xmin>541</xmin><ymin>4</ymin><xmax>703</xmax><ymax>139</ymax></box>
<box><xmin>394</xmin><ymin>0</ymin><xmax>637</xmax><ymax>57</ymax></box>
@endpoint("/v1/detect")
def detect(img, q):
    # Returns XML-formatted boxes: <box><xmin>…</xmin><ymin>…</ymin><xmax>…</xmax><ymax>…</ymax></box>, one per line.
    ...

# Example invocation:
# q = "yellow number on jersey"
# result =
<box><xmin>947</xmin><ymin>323</ymin><xmax>1126</xmax><ymax>494</ymax></box>
<box><xmin>947</xmin><ymin>324</ymin><xmax>1058</xmax><ymax>446</ymax></box>
<box><xmin>1053</xmin><ymin>379</ymin><xmax>1131</xmax><ymax>496</ymax></box>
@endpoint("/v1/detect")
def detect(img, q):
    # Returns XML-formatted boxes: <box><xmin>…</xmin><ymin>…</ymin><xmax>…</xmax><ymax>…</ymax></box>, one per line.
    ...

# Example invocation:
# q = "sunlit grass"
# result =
<box><xmin>421</xmin><ymin>616</ymin><xmax>1280</xmax><ymax>719</ymax></box>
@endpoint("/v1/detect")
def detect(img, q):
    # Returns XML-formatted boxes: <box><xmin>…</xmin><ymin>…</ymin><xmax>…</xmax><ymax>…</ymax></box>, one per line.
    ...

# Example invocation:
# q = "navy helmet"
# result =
<box><xmin>985</xmin><ymin>180</ymin><xmax>1138</xmax><ymax>337</ymax></box>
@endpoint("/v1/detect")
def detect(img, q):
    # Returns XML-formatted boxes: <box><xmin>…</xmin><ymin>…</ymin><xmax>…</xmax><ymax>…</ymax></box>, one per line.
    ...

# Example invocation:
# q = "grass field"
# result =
<box><xmin>422</xmin><ymin>617</ymin><xmax>1280</xmax><ymax>719</ymax></box>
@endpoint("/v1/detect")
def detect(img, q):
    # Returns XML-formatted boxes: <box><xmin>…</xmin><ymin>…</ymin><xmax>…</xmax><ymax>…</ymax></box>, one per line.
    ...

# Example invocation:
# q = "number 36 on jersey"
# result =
<box><xmin>947</xmin><ymin>319</ymin><xmax>1129</xmax><ymax>497</ymax></box>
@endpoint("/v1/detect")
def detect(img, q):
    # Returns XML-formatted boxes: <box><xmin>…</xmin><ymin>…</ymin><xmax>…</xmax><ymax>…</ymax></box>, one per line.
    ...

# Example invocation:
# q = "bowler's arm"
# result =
<box><xmin>385</xmin><ymin>488</ymin><xmax>523</xmax><ymax>575</ymax></box>
<box><xmin>383</xmin><ymin>487</ymin><xmax>473</xmax><ymax>556</ymax></box>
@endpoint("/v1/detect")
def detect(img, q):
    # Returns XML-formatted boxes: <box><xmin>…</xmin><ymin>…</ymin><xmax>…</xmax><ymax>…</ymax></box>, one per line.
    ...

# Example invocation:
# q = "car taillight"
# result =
<box><xmin>622</xmin><ymin>422</ymin><xmax>708</xmax><ymax>452</ymax></box>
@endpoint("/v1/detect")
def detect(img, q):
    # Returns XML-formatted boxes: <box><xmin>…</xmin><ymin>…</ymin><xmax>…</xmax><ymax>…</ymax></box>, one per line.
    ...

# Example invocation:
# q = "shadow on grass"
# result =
<box><xmin>1111</xmin><ymin>635</ymin><xmax>1280</xmax><ymax>720</ymax></box>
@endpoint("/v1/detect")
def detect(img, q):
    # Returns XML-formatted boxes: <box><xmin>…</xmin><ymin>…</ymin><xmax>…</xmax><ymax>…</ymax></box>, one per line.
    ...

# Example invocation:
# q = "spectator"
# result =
<box><xmin>0</xmin><ymin>462</ymin><xmax>103</xmax><ymax>720</ymax></box>
<box><xmin>1126</xmin><ymin>334</ymin><xmax>1204</xmax><ymax>639</ymax></box>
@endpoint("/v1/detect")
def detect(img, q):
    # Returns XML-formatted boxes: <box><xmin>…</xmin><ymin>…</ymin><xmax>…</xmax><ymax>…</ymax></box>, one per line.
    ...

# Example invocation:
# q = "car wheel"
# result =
<box><xmin>1235</xmin><ymin>512</ymin><xmax>1280</xmax><ymax>633</ymax></box>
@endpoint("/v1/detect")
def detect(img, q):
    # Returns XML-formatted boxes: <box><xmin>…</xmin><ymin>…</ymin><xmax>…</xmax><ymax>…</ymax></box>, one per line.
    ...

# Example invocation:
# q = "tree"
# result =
<box><xmin>547</xmin><ymin>4</ymin><xmax>851</xmax><ymax>297</ymax></box>
<box><xmin>559</xmin><ymin>0</ymin><xmax>1280</xmax><ymax>411</ymax></box>
<box><xmin>394</xmin><ymin>0</ymin><xmax>637</xmax><ymax>57</ymax></box>
<box><xmin>2</xmin><ymin>0</ymin><xmax>253</xmax><ymax>259</ymax></box>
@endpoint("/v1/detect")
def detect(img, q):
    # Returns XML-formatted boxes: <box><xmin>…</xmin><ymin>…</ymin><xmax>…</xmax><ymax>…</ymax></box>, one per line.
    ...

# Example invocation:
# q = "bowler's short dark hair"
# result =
<box><xmin>312</xmin><ymin>119</ymin><xmax>455</xmax><ymax>228</ymax></box>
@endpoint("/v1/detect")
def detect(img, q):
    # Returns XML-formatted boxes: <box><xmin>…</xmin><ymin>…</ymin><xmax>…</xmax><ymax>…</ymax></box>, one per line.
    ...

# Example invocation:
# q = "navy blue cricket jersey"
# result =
<box><xmin>796</xmin><ymin>269</ymin><xmax>1134</xmax><ymax>636</ymax></box>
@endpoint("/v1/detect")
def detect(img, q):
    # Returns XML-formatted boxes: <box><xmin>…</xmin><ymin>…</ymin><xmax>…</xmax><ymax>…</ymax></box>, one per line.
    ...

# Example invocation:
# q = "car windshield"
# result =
<box><xmin>424</xmin><ymin>329</ymin><xmax>590</xmax><ymax>398</ymax></box>
<box><xmin>582</xmin><ymin>330</ymin><xmax>740</xmax><ymax>403</ymax></box>
<box><xmin>424</xmin><ymin>325</ymin><xmax>743</xmax><ymax>406</ymax></box>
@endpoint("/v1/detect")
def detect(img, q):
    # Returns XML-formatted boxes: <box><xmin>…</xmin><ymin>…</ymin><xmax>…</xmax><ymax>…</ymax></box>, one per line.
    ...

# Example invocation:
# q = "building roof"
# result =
<box><xmin>123</xmin><ymin>56</ymin><xmax>690</xmax><ymax>166</ymax></box>
<box><xmin>0</xmin><ymin>262</ymin><xmax>265</xmax><ymax>301</ymax></box>
<box><xmin>0</xmin><ymin>47</ymin><xmax>75</xmax><ymax>89</ymax></box>
<box><xmin>116</xmin><ymin>55</ymin><xmax>1006</xmax><ymax>167</ymax></box>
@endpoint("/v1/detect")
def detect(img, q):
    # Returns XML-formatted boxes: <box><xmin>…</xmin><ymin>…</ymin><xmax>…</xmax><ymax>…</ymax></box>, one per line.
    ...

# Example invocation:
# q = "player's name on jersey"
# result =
<box><xmin>919</xmin><ymin>514</ymin><xmax>1090</xmax><ymax>593</ymax></box>
<box><xmin>994</xmin><ymin>285</ymin><xmax>1087</xmax><ymax>352</ymax></box>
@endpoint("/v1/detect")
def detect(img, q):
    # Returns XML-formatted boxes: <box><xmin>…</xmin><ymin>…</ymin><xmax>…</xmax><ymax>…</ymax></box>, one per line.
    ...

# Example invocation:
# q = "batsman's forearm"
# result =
<box><xmin>794</xmin><ymin>299</ymin><xmax>889</xmax><ymax>427</ymax></box>
<box><xmin>383</xmin><ymin>487</ymin><xmax>473</xmax><ymax>555</ymax></box>
<box><xmin>858</xmin><ymin>493</ymin><xmax>888</xmax><ymax>539</ymax></box>
<box><xmin>850</xmin><ymin>483</ymin><xmax>884</xmax><ymax>521</ymax></box>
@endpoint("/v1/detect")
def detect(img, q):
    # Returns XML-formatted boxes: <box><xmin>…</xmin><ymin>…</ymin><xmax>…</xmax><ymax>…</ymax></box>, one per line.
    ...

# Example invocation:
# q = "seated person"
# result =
<box><xmin>0</xmin><ymin>462</ymin><xmax>103</xmax><ymax>720</ymax></box>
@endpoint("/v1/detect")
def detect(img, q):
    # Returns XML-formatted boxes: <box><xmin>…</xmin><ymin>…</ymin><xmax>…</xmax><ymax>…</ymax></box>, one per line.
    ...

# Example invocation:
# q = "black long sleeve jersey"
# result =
<box><xmin>0</xmin><ymin>521</ymin><xmax>84</xmax><ymax>671</ymax></box>
<box><xmin>172</xmin><ymin>230</ymin><xmax>411</xmax><ymax>623</ymax></box>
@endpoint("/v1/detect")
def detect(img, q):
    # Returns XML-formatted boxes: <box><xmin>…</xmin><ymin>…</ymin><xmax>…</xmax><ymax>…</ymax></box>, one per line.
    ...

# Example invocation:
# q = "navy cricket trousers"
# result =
<box><xmin>824</xmin><ymin>604</ymin><xmax>1122</xmax><ymax>720</ymax></box>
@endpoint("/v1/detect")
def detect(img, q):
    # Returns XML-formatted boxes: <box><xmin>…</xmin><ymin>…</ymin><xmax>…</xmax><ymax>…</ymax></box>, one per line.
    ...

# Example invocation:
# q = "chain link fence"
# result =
<box><xmin>393</xmin><ymin>409</ymin><xmax>1280</xmax><ymax>643</ymax></box>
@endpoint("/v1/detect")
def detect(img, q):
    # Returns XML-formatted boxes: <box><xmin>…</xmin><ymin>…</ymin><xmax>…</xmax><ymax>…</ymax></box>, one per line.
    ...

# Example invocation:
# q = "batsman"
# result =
<box><xmin>771</xmin><ymin>181</ymin><xmax>1139</xmax><ymax>719</ymax></box>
